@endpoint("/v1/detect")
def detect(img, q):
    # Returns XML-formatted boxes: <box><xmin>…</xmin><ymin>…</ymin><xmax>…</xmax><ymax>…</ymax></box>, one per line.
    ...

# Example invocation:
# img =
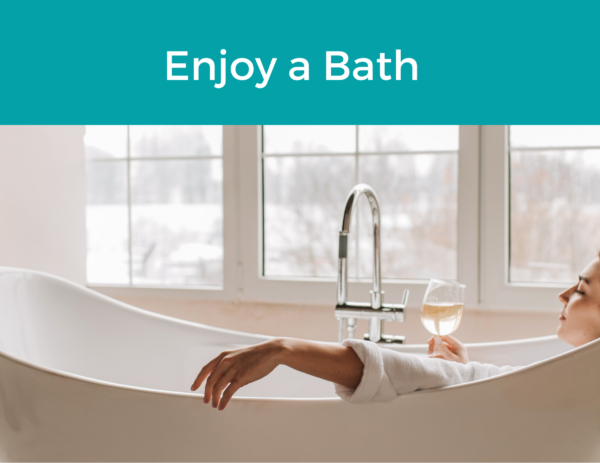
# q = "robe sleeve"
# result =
<box><xmin>334</xmin><ymin>339</ymin><xmax>519</xmax><ymax>404</ymax></box>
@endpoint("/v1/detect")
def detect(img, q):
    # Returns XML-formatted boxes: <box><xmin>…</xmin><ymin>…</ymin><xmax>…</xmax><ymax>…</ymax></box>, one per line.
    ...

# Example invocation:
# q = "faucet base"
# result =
<box><xmin>335</xmin><ymin>289</ymin><xmax>409</xmax><ymax>343</ymax></box>
<box><xmin>364</xmin><ymin>333</ymin><xmax>405</xmax><ymax>344</ymax></box>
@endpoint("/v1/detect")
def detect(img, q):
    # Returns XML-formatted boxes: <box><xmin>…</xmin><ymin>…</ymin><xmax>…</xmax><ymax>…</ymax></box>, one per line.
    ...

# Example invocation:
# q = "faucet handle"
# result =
<box><xmin>380</xmin><ymin>289</ymin><xmax>409</xmax><ymax>310</ymax></box>
<box><xmin>400</xmin><ymin>289</ymin><xmax>409</xmax><ymax>307</ymax></box>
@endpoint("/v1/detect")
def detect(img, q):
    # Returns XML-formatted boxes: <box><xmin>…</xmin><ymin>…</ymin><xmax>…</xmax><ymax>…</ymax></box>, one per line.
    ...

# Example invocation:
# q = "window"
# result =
<box><xmin>88</xmin><ymin>125</ymin><xmax>478</xmax><ymax>308</ymax></box>
<box><xmin>85</xmin><ymin>125</ymin><xmax>223</xmax><ymax>287</ymax></box>
<box><xmin>261</xmin><ymin>125</ymin><xmax>459</xmax><ymax>280</ymax></box>
<box><xmin>509</xmin><ymin>126</ymin><xmax>600</xmax><ymax>284</ymax></box>
<box><xmin>478</xmin><ymin>125</ymin><xmax>600</xmax><ymax>310</ymax></box>
<box><xmin>88</xmin><ymin>125</ymin><xmax>598</xmax><ymax>312</ymax></box>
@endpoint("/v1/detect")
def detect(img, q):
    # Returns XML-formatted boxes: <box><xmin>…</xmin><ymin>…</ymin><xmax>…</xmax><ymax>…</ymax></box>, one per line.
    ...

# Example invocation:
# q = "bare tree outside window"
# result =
<box><xmin>85</xmin><ymin>125</ymin><xmax>223</xmax><ymax>287</ymax></box>
<box><xmin>510</xmin><ymin>126</ymin><xmax>600</xmax><ymax>283</ymax></box>
<box><xmin>262</xmin><ymin>126</ymin><xmax>459</xmax><ymax>280</ymax></box>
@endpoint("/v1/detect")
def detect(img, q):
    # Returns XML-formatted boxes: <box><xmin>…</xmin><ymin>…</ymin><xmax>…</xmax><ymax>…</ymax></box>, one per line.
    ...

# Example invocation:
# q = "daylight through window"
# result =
<box><xmin>85</xmin><ymin>125</ymin><xmax>223</xmax><ymax>287</ymax></box>
<box><xmin>262</xmin><ymin>126</ymin><xmax>459</xmax><ymax>280</ymax></box>
<box><xmin>509</xmin><ymin>126</ymin><xmax>600</xmax><ymax>283</ymax></box>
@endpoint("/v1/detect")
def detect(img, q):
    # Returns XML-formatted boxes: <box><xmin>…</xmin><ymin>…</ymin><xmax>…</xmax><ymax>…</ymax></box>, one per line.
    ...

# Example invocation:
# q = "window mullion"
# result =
<box><xmin>222</xmin><ymin>125</ymin><xmax>241</xmax><ymax>300</ymax></box>
<box><xmin>457</xmin><ymin>125</ymin><xmax>480</xmax><ymax>306</ymax></box>
<box><xmin>355</xmin><ymin>125</ymin><xmax>360</xmax><ymax>280</ymax></box>
<box><xmin>126</xmin><ymin>125</ymin><xmax>133</xmax><ymax>285</ymax></box>
<box><xmin>237</xmin><ymin>125</ymin><xmax>262</xmax><ymax>302</ymax></box>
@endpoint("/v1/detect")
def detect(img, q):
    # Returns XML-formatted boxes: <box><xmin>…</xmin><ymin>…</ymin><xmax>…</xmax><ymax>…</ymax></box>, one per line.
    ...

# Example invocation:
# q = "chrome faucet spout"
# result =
<box><xmin>335</xmin><ymin>184</ymin><xmax>408</xmax><ymax>344</ymax></box>
<box><xmin>336</xmin><ymin>184</ymin><xmax>382</xmax><ymax>309</ymax></box>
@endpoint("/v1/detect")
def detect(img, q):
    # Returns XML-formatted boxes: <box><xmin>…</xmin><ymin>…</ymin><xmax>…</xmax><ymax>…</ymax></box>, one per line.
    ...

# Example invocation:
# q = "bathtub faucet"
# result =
<box><xmin>335</xmin><ymin>184</ymin><xmax>409</xmax><ymax>344</ymax></box>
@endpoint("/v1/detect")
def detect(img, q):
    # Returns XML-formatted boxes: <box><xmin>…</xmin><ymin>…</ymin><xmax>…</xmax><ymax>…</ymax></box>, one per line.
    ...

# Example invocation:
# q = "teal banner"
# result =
<box><xmin>1</xmin><ymin>1</ymin><xmax>598</xmax><ymax>123</ymax></box>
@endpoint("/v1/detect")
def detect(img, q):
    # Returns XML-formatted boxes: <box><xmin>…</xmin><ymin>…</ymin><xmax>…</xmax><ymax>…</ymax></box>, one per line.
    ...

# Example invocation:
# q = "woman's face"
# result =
<box><xmin>557</xmin><ymin>257</ymin><xmax>600</xmax><ymax>347</ymax></box>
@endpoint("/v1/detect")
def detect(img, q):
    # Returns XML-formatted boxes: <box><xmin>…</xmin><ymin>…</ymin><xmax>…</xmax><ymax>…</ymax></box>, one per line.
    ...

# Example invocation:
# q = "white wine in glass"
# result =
<box><xmin>421</xmin><ymin>279</ymin><xmax>466</xmax><ymax>338</ymax></box>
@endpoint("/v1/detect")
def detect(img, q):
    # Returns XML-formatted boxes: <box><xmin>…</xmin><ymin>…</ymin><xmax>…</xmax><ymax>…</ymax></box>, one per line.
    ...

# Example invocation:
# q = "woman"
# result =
<box><xmin>191</xmin><ymin>255</ymin><xmax>600</xmax><ymax>410</ymax></box>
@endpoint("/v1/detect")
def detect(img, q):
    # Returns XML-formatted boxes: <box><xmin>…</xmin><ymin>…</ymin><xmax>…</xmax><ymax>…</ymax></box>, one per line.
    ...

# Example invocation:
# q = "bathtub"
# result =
<box><xmin>0</xmin><ymin>267</ymin><xmax>598</xmax><ymax>462</ymax></box>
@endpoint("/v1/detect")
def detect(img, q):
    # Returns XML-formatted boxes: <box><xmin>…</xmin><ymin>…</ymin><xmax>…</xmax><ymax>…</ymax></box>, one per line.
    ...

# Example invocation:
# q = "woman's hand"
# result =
<box><xmin>191</xmin><ymin>337</ymin><xmax>363</xmax><ymax>411</ymax></box>
<box><xmin>192</xmin><ymin>338</ymin><xmax>363</xmax><ymax>410</ymax></box>
<box><xmin>191</xmin><ymin>338</ymin><xmax>285</xmax><ymax>411</ymax></box>
<box><xmin>427</xmin><ymin>335</ymin><xmax>469</xmax><ymax>364</ymax></box>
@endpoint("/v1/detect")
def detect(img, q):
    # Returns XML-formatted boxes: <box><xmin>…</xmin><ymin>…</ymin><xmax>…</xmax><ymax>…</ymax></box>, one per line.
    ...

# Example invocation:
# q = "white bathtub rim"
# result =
<box><xmin>1</xmin><ymin>335</ymin><xmax>594</xmax><ymax>405</ymax></box>
<box><xmin>0</xmin><ymin>265</ymin><xmax>591</xmax><ymax>403</ymax></box>
<box><xmin>0</xmin><ymin>266</ymin><xmax>273</xmax><ymax>342</ymax></box>
<box><xmin>0</xmin><ymin>265</ymin><xmax>563</xmax><ymax>350</ymax></box>
<box><xmin>0</xmin><ymin>348</ymin><xmax>341</xmax><ymax>403</ymax></box>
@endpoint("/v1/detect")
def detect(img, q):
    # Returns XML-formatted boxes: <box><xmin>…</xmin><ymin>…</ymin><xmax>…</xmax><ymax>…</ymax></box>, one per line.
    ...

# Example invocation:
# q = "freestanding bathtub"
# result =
<box><xmin>0</xmin><ymin>266</ymin><xmax>598</xmax><ymax>461</ymax></box>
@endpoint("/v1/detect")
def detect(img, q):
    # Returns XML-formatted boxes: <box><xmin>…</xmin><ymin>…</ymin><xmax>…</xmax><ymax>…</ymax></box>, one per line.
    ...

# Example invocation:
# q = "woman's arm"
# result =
<box><xmin>190</xmin><ymin>337</ymin><xmax>364</xmax><ymax>410</ymax></box>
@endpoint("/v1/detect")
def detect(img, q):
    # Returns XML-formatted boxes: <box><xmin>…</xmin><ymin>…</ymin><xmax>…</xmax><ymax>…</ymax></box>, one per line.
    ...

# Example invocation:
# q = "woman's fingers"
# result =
<box><xmin>191</xmin><ymin>363</ymin><xmax>215</xmax><ymax>392</ymax></box>
<box><xmin>427</xmin><ymin>337</ymin><xmax>457</xmax><ymax>356</ymax></box>
<box><xmin>427</xmin><ymin>336</ymin><xmax>468</xmax><ymax>364</ymax></box>
<box><xmin>436</xmin><ymin>339</ymin><xmax>458</xmax><ymax>361</ymax></box>
<box><xmin>191</xmin><ymin>352</ymin><xmax>228</xmax><ymax>391</ymax></box>
<box><xmin>218</xmin><ymin>379</ymin><xmax>243</xmax><ymax>410</ymax></box>
<box><xmin>203</xmin><ymin>358</ymin><xmax>233</xmax><ymax>404</ymax></box>
<box><xmin>440</xmin><ymin>335</ymin><xmax>461</xmax><ymax>349</ymax></box>
<box><xmin>211</xmin><ymin>369</ymin><xmax>237</xmax><ymax>408</ymax></box>
<box><xmin>439</xmin><ymin>335</ymin><xmax>469</xmax><ymax>363</ymax></box>
<box><xmin>443</xmin><ymin>341</ymin><xmax>456</xmax><ymax>354</ymax></box>
<box><xmin>427</xmin><ymin>337</ymin><xmax>435</xmax><ymax>354</ymax></box>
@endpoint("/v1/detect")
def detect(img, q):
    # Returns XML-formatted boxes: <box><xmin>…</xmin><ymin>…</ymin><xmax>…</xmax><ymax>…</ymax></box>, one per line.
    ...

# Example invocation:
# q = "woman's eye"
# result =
<box><xmin>576</xmin><ymin>289</ymin><xmax>585</xmax><ymax>295</ymax></box>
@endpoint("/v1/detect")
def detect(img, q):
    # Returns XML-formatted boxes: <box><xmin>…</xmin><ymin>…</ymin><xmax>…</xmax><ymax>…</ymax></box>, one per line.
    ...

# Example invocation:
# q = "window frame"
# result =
<box><xmin>89</xmin><ymin>125</ymin><xmax>564</xmax><ymax>312</ymax></box>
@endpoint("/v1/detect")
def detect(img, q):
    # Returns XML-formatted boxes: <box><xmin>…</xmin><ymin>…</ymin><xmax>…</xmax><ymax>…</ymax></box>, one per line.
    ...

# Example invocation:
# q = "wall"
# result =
<box><xmin>114</xmin><ymin>296</ymin><xmax>560</xmax><ymax>344</ymax></box>
<box><xmin>0</xmin><ymin>126</ymin><xmax>86</xmax><ymax>284</ymax></box>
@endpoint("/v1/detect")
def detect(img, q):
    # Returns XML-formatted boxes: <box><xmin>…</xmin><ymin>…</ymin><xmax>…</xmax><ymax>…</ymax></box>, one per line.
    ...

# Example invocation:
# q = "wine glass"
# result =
<box><xmin>421</xmin><ymin>279</ymin><xmax>466</xmax><ymax>355</ymax></box>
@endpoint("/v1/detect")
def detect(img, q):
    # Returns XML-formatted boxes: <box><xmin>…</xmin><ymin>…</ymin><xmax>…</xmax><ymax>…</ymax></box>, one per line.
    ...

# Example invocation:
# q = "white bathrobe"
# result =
<box><xmin>335</xmin><ymin>339</ymin><xmax>520</xmax><ymax>404</ymax></box>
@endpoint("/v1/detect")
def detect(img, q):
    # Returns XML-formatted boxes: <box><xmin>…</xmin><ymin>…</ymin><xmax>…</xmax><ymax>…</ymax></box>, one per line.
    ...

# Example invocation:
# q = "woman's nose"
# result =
<box><xmin>558</xmin><ymin>286</ymin><xmax>573</xmax><ymax>305</ymax></box>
